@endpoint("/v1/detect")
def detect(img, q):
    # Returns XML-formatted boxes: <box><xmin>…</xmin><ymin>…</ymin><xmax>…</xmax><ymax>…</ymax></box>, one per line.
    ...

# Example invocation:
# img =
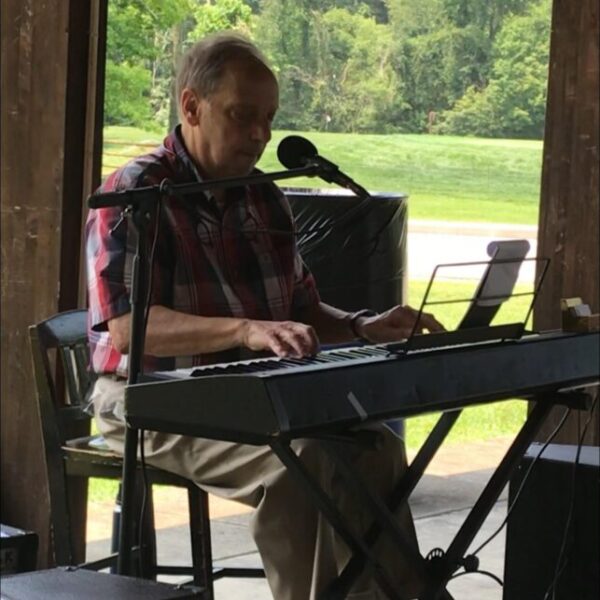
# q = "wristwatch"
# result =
<box><xmin>348</xmin><ymin>309</ymin><xmax>378</xmax><ymax>340</ymax></box>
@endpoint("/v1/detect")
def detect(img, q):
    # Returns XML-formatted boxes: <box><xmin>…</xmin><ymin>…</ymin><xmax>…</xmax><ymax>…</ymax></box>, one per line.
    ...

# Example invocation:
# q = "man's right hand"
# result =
<box><xmin>242</xmin><ymin>320</ymin><xmax>319</xmax><ymax>358</ymax></box>
<box><xmin>107</xmin><ymin>307</ymin><xmax>320</xmax><ymax>359</ymax></box>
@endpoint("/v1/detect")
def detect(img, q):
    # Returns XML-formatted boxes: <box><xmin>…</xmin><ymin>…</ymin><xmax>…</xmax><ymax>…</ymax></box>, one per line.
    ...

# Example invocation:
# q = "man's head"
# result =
<box><xmin>177</xmin><ymin>33</ymin><xmax>279</xmax><ymax>180</ymax></box>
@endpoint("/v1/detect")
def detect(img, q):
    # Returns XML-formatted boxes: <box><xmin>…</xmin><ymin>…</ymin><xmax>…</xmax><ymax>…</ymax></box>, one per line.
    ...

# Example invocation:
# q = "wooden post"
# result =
<box><xmin>1</xmin><ymin>0</ymin><xmax>106</xmax><ymax>567</ymax></box>
<box><xmin>533</xmin><ymin>0</ymin><xmax>599</xmax><ymax>444</ymax></box>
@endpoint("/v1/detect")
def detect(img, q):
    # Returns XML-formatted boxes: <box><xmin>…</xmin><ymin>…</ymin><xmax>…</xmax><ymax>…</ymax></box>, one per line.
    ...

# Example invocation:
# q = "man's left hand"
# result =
<box><xmin>356</xmin><ymin>305</ymin><xmax>445</xmax><ymax>343</ymax></box>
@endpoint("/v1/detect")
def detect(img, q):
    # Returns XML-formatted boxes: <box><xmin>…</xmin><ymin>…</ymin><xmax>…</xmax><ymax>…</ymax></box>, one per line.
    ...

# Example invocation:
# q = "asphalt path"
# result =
<box><xmin>407</xmin><ymin>220</ymin><xmax>538</xmax><ymax>282</ymax></box>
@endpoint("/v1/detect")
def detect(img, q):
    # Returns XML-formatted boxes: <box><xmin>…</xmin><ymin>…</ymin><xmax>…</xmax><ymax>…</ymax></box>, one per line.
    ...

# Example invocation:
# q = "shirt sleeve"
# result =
<box><xmin>290</xmin><ymin>251</ymin><xmax>321</xmax><ymax>317</ymax></box>
<box><xmin>86</xmin><ymin>168</ymin><xmax>172</xmax><ymax>332</ymax></box>
<box><xmin>85</xmin><ymin>203</ymin><xmax>132</xmax><ymax>331</ymax></box>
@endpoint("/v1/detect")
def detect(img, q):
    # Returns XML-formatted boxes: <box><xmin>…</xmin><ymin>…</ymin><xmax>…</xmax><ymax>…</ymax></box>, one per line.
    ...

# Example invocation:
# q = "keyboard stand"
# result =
<box><xmin>269</xmin><ymin>389</ymin><xmax>591</xmax><ymax>600</ymax></box>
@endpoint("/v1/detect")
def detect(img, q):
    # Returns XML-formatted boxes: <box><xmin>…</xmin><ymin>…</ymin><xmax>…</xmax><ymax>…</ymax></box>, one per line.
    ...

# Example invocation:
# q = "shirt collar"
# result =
<box><xmin>164</xmin><ymin>125</ymin><xmax>259</xmax><ymax>211</ymax></box>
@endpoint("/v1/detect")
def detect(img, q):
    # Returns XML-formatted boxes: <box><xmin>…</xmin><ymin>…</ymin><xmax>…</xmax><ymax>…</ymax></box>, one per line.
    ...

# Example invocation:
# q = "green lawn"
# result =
<box><xmin>103</xmin><ymin>126</ymin><xmax>543</xmax><ymax>225</ymax></box>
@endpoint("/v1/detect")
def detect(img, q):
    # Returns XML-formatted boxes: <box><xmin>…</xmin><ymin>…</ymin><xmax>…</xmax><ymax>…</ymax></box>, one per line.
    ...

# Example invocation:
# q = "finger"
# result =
<box><xmin>267</xmin><ymin>332</ymin><xmax>297</xmax><ymax>357</ymax></box>
<box><xmin>280</xmin><ymin>325</ymin><xmax>316</xmax><ymax>357</ymax></box>
<box><xmin>301</xmin><ymin>325</ymin><xmax>320</xmax><ymax>355</ymax></box>
<box><xmin>418</xmin><ymin>311</ymin><xmax>445</xmax><ymax>332</ymax></box>
<box><xmin>395</xmin><ymin>306</ymin><xmax>444</xmax><ymax>333</ymax></box>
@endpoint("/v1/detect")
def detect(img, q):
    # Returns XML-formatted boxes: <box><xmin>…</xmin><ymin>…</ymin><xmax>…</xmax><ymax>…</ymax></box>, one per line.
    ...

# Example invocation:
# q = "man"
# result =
<box><xmin>87</xmin><ymin>33</ymin><xmax>442</xmax><ymax>599</ymax></box>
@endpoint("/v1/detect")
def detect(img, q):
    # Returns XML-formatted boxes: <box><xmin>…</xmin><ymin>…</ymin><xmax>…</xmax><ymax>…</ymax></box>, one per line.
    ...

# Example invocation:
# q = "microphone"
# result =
<box><xmin>277</xmin><ymin>135</ymin><xmax>369</xmax><ymax>198</ymax></box>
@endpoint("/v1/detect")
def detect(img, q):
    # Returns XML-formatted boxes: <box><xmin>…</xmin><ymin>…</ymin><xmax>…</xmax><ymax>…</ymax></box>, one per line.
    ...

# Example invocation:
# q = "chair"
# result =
<box><xmin>29</xmin><ymin>309</ymin><xmax>264</xmax><ymax>596</ymax></box>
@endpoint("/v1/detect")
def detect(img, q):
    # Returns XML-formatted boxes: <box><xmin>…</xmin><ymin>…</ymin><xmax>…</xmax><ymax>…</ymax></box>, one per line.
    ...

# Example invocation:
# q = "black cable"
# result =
<box><xmin>543</xmin><ymin>395</ymin><xmax>598</xmax><ymax>600</ymax></box>
<box><xmin>449</xmin><ymin>568</ymin><xmax>503</xmax><ymax>587</ymax></box>
<box><xmin>470</xmin><ymin>405</ymin><xmax>572</xmax><ymax>557</ymax></box>
<box><xmin>137</xmin><ymin>200</ymin><xmax>162</xmax><ymax>575</ymax></box>
<box><xmin>137</xmin><ymin>427</ymin><xmax>150</xmax><ymax>575</ymax></box>
<box><xmin>143</xmin><ymin>200</ymin><xmax>163</xmax><ymax>331</ymax></box>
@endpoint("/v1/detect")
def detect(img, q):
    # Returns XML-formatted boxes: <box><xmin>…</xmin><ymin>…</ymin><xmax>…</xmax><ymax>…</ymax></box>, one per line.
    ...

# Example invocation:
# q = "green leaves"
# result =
<box><xmin>103</xmin><ymin>0</ymin><xmax>552</xmax><ymax>139</ymax></box>
<box><xmin>190</xmin><ymin>0</ymin><xmax>253</xmax><ymax>40</ymax></box>
<box><xmin>438</xmin><ymin>0</ymin><xmax>551</xmax><ymax>138</ymax></box>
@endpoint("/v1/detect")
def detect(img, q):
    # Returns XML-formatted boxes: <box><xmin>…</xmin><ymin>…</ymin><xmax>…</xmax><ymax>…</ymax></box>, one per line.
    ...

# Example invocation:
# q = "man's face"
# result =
<box><xmin>182</xmin><ymin>60</ymin><xmax>279</xmax><ymax>180</ymax></box>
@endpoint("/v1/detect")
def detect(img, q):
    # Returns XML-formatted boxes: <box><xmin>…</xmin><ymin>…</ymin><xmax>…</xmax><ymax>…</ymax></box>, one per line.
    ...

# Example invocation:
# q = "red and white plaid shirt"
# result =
<box><xmin>86</xmin><ymin>127</ymin><xmax>320</xmax><ymax>377</ymax></box>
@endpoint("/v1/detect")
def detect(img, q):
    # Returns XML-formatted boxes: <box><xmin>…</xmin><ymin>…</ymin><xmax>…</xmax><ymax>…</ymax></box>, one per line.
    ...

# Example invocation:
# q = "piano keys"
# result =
<box><xmin>125</xmin><ymin>329</ymin><xmax>599</xmax><ymax>445</ymax></box>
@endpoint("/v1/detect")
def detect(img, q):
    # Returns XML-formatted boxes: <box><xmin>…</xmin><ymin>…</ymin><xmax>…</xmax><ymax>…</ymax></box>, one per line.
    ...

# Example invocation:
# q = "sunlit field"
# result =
<box><xmin>103</xmin><ymin>126</ymin><xmax>542</xmax><ymax>225</ymax></box>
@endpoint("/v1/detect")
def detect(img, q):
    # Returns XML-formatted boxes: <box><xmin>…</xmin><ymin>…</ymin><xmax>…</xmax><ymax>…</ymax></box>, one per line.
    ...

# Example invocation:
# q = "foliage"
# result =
<box><xmin>310</xmin><ymin>8</ymin><xmax>402</xmax><ymax>132</ymax></box>
<box><xmin>103</xmin><ymin>0</ymin><xmax>552</xmax><ymax>139</ymax></box>
<box><xmin>190</xmin><ymin>0</ymin><xmax>253</xmax><ymax>41</ymax></box>
<box><xmin>436</xmin><ymin>0</ymin><xmax>551</xmax><ymax>138</ymax></box>
<box><xmin>104</xmin><ymin>62</ymin><xmax>154</xmax><ymax>128</ymax></box>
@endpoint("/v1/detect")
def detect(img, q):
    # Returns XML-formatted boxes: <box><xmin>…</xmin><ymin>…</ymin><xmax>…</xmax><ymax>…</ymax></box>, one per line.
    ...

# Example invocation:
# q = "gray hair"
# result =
<box><xmin>176</xmin><ymin>33</ymin><xmax>274</xmax><ymax>103</ymax></box>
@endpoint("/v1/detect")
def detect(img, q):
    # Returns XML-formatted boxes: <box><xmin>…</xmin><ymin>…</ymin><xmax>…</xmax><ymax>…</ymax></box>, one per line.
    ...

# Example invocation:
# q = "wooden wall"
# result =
<box><xmin>1</xmin><ymin>0</ymin><xmax>106</xmax><ymax>567</ymax></box>
<box><xmin>533</xmin><ymin>0</ymin><xmax>599</xmax><ymax>444</ymax></box>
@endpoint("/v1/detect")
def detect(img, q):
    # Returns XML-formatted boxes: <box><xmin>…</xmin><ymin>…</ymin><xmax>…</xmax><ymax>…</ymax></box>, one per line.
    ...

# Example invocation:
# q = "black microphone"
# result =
<box><xmin>277</xmin><ymin>135</ymin><xmax>369</xmax><ymax>198</ymax></box>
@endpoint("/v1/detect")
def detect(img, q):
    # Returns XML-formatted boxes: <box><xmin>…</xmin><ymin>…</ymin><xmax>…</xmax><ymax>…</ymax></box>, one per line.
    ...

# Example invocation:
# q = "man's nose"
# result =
<box><xmin>251</xmin><ymin>119</ymin><xmax>271</xmax><ymax>143</ymax></box>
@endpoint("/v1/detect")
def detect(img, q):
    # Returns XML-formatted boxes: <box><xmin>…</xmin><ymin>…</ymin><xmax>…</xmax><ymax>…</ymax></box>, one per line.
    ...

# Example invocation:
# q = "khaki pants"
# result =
<box><xmin>91</xmin><ymin>375</ymin><xmax>421</xmax><ymax>600</ymax></box>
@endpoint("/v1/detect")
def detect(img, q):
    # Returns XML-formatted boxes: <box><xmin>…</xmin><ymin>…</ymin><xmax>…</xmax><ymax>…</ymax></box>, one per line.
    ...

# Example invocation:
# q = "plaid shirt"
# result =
<box><xmin>86</xmin><ymin>127</ymin><xmax>320</xmax><ymax>377</ymax></box>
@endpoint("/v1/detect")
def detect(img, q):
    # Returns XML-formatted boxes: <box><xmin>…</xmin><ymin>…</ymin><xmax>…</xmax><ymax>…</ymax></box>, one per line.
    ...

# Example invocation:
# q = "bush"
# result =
<box><xmin>104</xmin><ymin>61</ymin><xmax>156</xmax><ymax>129</ymax></box>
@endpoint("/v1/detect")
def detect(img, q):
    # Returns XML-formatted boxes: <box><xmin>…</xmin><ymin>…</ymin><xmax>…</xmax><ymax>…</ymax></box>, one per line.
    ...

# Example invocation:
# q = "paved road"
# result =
<box><xmin>407</xmin><ymin>220</ymin><xmax>538</xmax><ymax>282</ymax></box>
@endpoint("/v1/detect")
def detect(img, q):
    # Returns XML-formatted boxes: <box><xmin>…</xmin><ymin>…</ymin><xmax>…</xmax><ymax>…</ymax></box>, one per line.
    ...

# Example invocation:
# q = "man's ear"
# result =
<box><xmin>181</xmin><ymin>88</ymin><xmax>201</xmax><ymax>126</ymax></box>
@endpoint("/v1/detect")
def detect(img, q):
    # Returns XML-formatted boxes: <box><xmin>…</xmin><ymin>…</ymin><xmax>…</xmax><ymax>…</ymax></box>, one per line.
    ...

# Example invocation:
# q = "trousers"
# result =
<box><xmin>91</xmin><ymin>375</ymin><xmax>421</xmax><ymax>599</ymax></box>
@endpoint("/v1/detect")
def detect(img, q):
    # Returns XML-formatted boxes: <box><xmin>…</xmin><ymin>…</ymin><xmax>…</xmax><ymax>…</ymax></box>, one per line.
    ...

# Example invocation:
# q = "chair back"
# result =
<box><xmin>29</xmin><ymin>309</ymin><xmax>96</xmax><ymax>443</ymax></box>
<box><xmin>28</xmin><ymin>309</ymin><xmax>96</xmax><ymax>565</ymax></box>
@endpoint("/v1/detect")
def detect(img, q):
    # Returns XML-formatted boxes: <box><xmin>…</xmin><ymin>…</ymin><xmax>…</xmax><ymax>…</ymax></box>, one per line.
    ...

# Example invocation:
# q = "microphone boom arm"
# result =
<box><xmin>88</xmin><ymin>164</ymin><xmax>322</xmax><ymax>209</ymax></box>
<box><xmin>306</xmin><ymin>157</ymin><xmax>370</xmax><ymax>199</ymax></box>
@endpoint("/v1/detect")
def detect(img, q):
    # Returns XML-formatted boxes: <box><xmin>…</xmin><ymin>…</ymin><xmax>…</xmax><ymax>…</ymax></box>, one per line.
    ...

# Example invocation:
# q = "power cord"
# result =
<box><xmin>469</xmin><ymin>406</ymin><xmax>572</xmax><ymax>557</ymax></box>
<box><xmin>425</xmin><ymin>547</ymin><xmax>503</xmax><ymax>587</ymax></box>
<box><xmin>543</xmin><ymin>395</ymin><xmax>598</xmax><ymax>600</ymax></box>
<box><xmin>429</xmin><ymin>405</ymin><xmax>573</xmax><ymax>589</ymax></box>
<box><xmin>138</xmin><ymin>427</ymin><xmax>150</xmax><ymax>575</ymax></box>
<box><xmin>136</xmin><ymin>198</ymin><xmax>162</xmax><ymax>575</ymax></box>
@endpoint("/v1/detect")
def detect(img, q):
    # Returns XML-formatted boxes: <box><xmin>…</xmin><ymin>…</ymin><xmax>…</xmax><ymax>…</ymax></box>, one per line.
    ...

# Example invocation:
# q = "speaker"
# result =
<box><xmin>503</xmin><ymin>443</ymin><xmax>599</xmax><ymax>600</ymax></box>
<box><xmin>0</xmin><ymin>524</ymin><xmax>38</xmax><ymax>575</ymax></box>
<box><xmin>287</xmin><ymin>189</ymin><xmax>408</xmax><ymax>313</ymax></box>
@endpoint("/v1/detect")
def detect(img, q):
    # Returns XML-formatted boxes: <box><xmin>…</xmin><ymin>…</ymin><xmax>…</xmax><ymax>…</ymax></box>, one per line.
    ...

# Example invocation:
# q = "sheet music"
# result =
<box><xmin>458</xmin><ymin>239</ymin><xmax>530</xmax><ymax>329</ymax></box>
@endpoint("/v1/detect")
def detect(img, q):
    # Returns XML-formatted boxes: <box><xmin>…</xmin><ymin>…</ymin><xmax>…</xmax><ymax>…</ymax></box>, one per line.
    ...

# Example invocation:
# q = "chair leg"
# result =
<box><xmin>188</xmin><ymin>484</ymin><xmax>214</xmax><ymax>596</ymax></box>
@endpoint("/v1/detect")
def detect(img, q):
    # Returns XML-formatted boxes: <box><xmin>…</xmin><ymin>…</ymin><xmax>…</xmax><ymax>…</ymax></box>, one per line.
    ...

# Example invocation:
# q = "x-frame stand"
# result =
<box><xmin>269</xmin><ymin>389</ymin><xmax>591</xmax><ymax>600</ymax></box>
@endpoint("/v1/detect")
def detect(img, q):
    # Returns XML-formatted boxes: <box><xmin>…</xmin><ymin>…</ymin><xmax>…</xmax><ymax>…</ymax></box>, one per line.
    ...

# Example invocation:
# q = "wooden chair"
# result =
<box><xmin>29</xmin><ymin>309</ymin><xmax>264</xmax><ymax>595</ymax></box>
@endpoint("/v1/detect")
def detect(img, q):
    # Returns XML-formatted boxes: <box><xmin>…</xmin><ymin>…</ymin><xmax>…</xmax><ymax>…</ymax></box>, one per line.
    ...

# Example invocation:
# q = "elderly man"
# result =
<box><xmin>86</xmin><ymin>33</ymin><xmax>442</xmax><ymax>600</ymax></box>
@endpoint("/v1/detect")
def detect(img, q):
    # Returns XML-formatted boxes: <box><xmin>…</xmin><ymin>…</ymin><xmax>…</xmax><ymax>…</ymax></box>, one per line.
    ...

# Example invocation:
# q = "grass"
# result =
<box><xmin>103</xmin><ymin>126</ymin><xmax>543</xmax><ymax>225</ymax></box>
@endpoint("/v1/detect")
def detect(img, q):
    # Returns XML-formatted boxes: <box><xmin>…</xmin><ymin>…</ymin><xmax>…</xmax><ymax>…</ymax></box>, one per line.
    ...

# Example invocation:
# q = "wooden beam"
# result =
<box><xmin>533</xmin><ymin>0</ymin><xmax>599</xmax><ymax>444</ymax></box>
<box><xmin>1</xmin><ymin>0</ymin><xmax>107</xmax><ymax>567</ymax></box>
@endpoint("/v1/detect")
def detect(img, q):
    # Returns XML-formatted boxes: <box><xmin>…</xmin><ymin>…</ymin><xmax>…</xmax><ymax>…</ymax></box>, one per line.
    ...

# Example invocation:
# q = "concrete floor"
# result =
<box><xmin>87</xmin><ymin>439</ymin><xmax>513</xmax><ymax>599</ymax></box>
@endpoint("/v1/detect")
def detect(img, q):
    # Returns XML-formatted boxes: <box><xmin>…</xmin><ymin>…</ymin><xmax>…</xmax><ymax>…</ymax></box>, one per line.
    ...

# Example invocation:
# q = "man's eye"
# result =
<box><xmin>230</xmin><ymin>108</ymin><xmax>254</xmax><ymax>122</ymax></box>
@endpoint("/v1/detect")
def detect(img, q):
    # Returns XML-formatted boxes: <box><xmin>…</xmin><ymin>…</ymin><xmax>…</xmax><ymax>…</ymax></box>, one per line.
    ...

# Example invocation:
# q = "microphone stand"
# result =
<box><xmin>87</xmin><ymin>164</ymin><xmax>321</xmax><ymax>576</ymax></box>
<box><xmin>88</xmin><ymin>165</ymin><xmax>321</xmax><ymax>209</ymax></box>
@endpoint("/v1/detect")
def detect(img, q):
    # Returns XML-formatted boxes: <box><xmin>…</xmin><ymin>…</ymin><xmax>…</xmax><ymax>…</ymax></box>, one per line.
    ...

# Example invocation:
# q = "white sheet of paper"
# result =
<box><xmin>474</xmin><ymin>239</ymin><xmax>531</xmax><ymax>307</ymax></box>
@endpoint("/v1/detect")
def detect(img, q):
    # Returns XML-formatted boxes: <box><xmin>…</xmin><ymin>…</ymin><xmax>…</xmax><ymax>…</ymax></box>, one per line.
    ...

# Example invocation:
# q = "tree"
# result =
<box><xmin>105</xmin><ymin>0</ymin><xmax>192</xmax><ymax>129</ymax></box>
<box><xmin>256</xmin><ymin>0</ymin><xmax>322</xmax><ymax>130</ymax></box>
<box><xmin>190</xmin><ymin>0</ymin><xmax>253</xmax><ymax>40</ymax></box>
<box><xmin>105</xmin><ymin>0</ymin><xmax>252</xmax><ymax>131</ymax></box>
<box><xmin>313</xmin><ymin>8</ymin><xmax>403</xmax><ymax>132</ymax></box>
<box><xmin>386</xmin><ymin>0</ymin><xmax>539</xmax><ymax>132</ymax></box>
<box><xmin>437</xmin><ymin>0</ymin><xmax>551</xmax><ymax>138</ymax></box>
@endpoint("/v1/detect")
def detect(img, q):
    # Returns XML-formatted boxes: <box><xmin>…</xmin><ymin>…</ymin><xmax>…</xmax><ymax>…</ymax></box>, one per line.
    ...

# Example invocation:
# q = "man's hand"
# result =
<box><xmin>357</xmin><ymin>305</ymin><xmax>445</xmax><ymax>343</ymax></box>
<box><xmin>242</xmin><ymin>319</ymin><xmax>320</xmax><ymax>358</ymax></box>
